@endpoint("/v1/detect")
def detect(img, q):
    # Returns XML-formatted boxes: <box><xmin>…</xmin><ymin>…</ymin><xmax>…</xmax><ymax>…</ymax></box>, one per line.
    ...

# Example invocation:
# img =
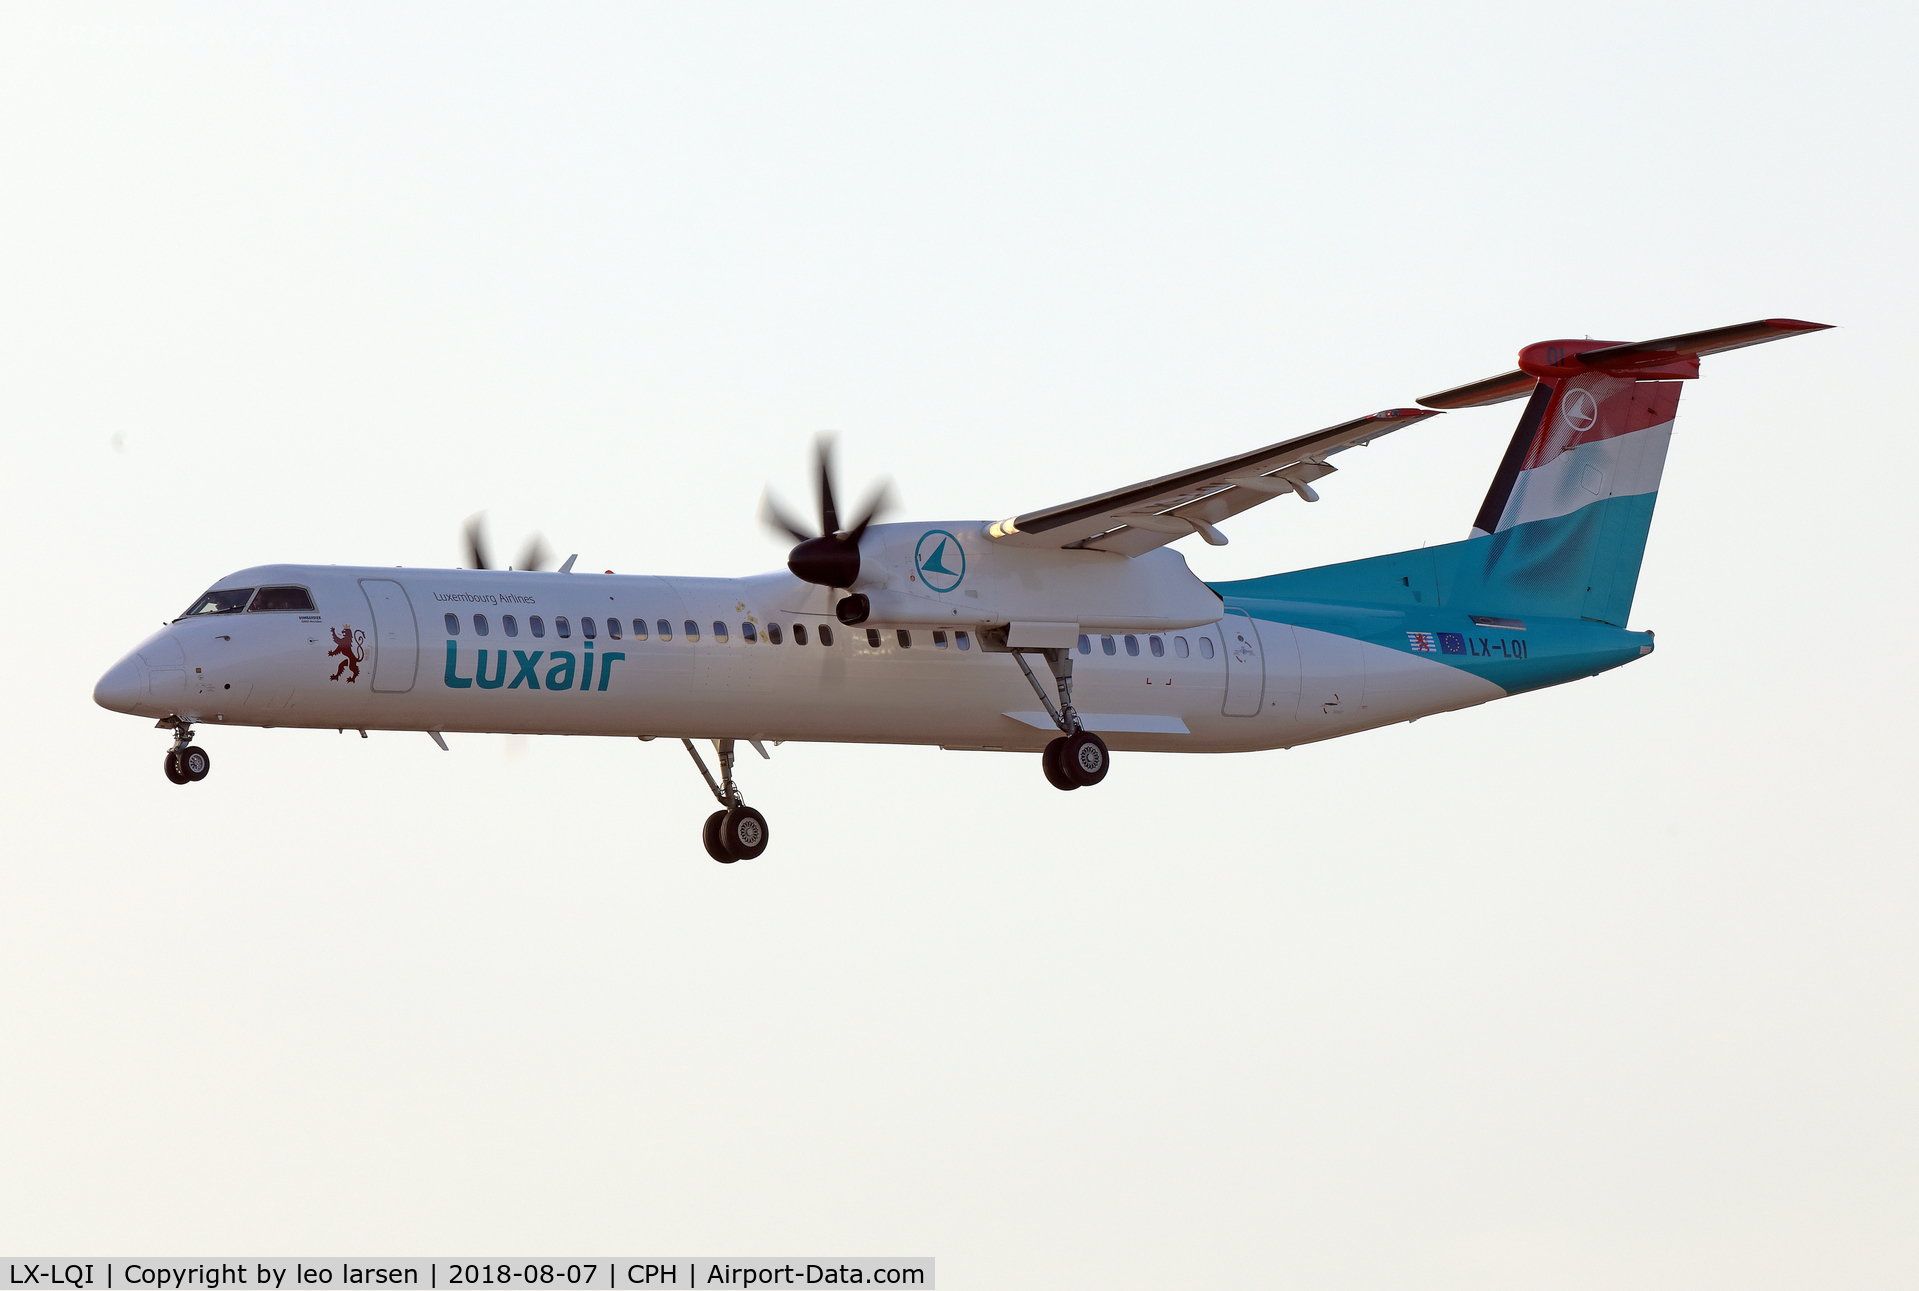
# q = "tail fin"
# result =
<box><xmin>1416</xmin><ymin>319</ymin><xmax>1830</xmax><ymax>626</ymax></box>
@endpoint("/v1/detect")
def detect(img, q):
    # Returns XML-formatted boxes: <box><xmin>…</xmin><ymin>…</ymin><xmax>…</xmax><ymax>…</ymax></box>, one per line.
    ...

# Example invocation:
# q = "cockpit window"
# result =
<box><xmin>179</xmin><ymin>588</ymin><xmax>255</xmax><ymax>619</ymax></box>
<box><xmin>248</xmin><ymin>586</ymin><xmax>316</xmax><ymax>613</ymax></box>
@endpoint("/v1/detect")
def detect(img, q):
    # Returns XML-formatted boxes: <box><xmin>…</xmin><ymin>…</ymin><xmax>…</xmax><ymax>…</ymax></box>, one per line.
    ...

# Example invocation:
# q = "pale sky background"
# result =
<box><xmin>2</xmin><ymin>4</ymin><xmax>1915</xmax><ymax>1288</ymax></box>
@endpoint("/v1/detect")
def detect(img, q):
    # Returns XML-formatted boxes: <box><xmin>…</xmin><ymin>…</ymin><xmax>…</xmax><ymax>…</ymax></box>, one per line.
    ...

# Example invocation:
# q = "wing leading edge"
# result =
<box><xmin>984</xmin><ymin>408</ymin><xmax>1443</xmax><ymax>556</ymax></box>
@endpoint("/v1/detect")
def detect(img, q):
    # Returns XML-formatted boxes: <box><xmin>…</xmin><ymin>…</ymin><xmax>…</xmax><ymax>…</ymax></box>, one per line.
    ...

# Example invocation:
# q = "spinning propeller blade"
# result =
<box><xmin>762</xmin><ymin>437</ymin><xmax>892</xmax><ymax>589</ymax></box>
<box><xmin>463</xmin><ymin>514</ymin><xmax>492</xmax><ymax>570</ymax></box>
<box><xmin>463</xmin><ymin>514</ymin><xmax>554</xmax><ymax>572</ymax></box>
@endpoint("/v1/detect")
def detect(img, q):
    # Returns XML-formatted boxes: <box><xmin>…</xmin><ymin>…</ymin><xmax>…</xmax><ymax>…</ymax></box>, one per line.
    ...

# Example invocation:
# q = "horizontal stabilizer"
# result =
<box><xmin>1417</xmin><ymin>370</ymin><xmax>1538</xmax><ymax>410</ymax></box>
<box><xmin>1578</xmin><ymin>317</ymin><xmax>1832</xmax><ymax>364</ymax></box>
<box><xmin>1418</xmin><ymin>318</ymin><xmax>1831</xmax><ymax>409</ymax></box>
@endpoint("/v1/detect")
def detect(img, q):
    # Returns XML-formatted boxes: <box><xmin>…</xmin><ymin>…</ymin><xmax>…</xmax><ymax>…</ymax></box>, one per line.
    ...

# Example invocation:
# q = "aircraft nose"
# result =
<box><xmin>93</xmin><ymin>652</ymin><xmax>150</xmax><ymax>714</ymax></box>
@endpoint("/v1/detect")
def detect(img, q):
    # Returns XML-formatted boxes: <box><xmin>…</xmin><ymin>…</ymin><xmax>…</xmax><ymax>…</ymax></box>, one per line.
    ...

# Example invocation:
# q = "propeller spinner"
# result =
<box><xmin>761</xmin><ymin>439</ymin><xmax>891</xmax><ymax>593</ymax></box>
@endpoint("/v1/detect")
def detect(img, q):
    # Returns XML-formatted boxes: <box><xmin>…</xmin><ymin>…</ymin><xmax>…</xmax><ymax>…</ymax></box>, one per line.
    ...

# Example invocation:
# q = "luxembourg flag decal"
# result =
<box><xmin>1407</xmin><ymin>631</ymin><xmax>1438</xmax><ymax>653</ymax></box>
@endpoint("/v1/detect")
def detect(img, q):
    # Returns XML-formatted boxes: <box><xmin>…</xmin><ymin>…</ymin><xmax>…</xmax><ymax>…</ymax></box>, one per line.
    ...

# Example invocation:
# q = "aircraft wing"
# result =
<box><xmin>983</xmin><ymin>408</ymin><xmax>1442</xmax><ymax>556</ymax></box>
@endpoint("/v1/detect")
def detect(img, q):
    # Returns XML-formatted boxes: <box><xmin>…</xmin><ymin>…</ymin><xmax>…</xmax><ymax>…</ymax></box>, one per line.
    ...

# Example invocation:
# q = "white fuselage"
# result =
<box><xmin>95</xmin><ymin>558</ymin><xmax>1502</xmax><ymax>754</ymax></box>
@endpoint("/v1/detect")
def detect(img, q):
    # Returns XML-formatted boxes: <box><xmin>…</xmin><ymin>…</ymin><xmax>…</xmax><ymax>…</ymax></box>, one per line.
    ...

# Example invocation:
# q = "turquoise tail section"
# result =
<box><xmin>1211</xmin><ymin>506</ymin><xmax>1659</xmax><ymax>697</ymax></box>
<box><xmin>1212</xmin><ymin>369</ymin><xmax>1684</xmax><ymax>695</ymax></box>
<box><xmin>1242</xmin><ymin>492</ymin><xmax>1662</xmax><ymax>626</ymax></box>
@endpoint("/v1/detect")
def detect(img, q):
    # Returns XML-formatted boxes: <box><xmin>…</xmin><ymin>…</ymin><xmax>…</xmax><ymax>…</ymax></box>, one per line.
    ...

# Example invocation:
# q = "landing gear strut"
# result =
<box><xmin>1002</xmin><ymin>643</ymin><xmax>1111</xmax><ymax>790</ymax></box>
<box><xmin>684</xmin><ymin>738</ymin><xmax>771</xmax><ymax>863</ymax></box>
<box><xmin>160</xmin><ymin>719</ymin><xmax>210</xmax><ymax>785</ymax></box>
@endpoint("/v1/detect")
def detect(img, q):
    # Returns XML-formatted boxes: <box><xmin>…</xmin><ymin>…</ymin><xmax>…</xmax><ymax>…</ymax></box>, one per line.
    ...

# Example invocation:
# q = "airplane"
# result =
<box><xmin>93</xmin><ymin>318</ymin><xmax>1830</xmax><ymax>862</ymax></box>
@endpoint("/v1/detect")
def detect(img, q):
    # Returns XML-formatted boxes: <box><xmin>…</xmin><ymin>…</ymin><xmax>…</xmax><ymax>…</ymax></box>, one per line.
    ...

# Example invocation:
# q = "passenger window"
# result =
<box><xmin>819</xmin><ymin>624</ymin><xmax>834</xmax><ymax>647</ymax></box>
<box><xmin>684</xmin><ymin>620</ymin><xmax>699</xmax><ymax>641</ymax></box>
<box><xmin>556</xmin><ymin>616</ymin><xmax>572</xmax><ymax>639</ymax></box>
<box><xmin>530</xmin><ymin>616</ymin><xmax>546</xmax><ymax>638</ymax></box>
<box><xmin>866</xmin><ymin>628</ymin><xmax>882</xmax><ymax>648</ymax></box>
<box><xmin>767</xmin><ymin>623</ymin><xmax>782</xmax><ymax>645</ymax></box>
<box><xmin>502</xmin><ymin>615</ymin><xmax>518</xmax><ymax>637</ymax></box>
<box><xmin>741</xmin><ymin>622</ymin><xmax>757</xmax><ymax>643</ymax></box>
<box><xmin>1199</xmin><ymin>636</ymin><xmax>1215</xmax><ymax>659</ymax></box>
<box><xmin>955</xmin><ymin>630</ymin><xmax>969</xmax><ymax>650</ymax></box>
<box><xmin>1149</xmin><ymin>635</ymin><xmax>1165</xmax><ymax>657</ymax></box>
<box><xmin>1077</xmin><ymin>634</ymin><xmax>1091</xmax><ymax>654</ymax></box>
<box><xmin>713</xmin><ymin>621</ymin><xmax>728</xmax><ymax>643</ymax></box>
<box><xmin>1101</xmin><ymin>635</ymin><xmax>1116</xmax><ymax>656</ymax></box>
<box><xmin>792</xmin><ymin>623</ymin><xmax>808</xmax><ymax>646</ymax></box>
<box><xmin>658</xmin><ymin>619</ymin><xmax>673</xmax><ymax>639</ymax></box>
<box><xmin>1124</xmin><ymin>635</ymin><xmax>1139</xmax><ymax>656</ymax></box>
<box><xmin>897</xmin><ymin>630</ymin><xmax>912</xmax><ymax>648</ymax></box>
<box><xmin>606</xmin><ymin>618</ymin><xmax>621</xmax><ymax>640</ymax></box>
<box><xmin>473</xmin><ymin>614</ymin><xmax>490</xmax><ymax>637</ymax></box>
<box><xmin>249</xmin><ymin>586</ymin><xmax>315</xmax><ymax>612</ymax></box>
<box><xmin>1174</xmin><ymin>635</ymin><xmax>1190</xmax><ymax>658</ymax></box>
<box><xmin>631</xmin><ymin>619</ymin><xmax>648</xmax><ymax>640</ymax></box>
<box><xmin>180</xmin><ymin>587</ymin><xmax>255</xmax><ymax>618</ymax></box>
<box><xmin>932</xmin><ymin>630</ymin><xmax>947</xmax><ymax>648</ymax></box>
<box><xmin>582</xmin><ymin>617</ymin><xmax>597</xmax><ymax>638</ymax></box>
<box><xmin>444</xmin><ymin>613</ymin><xmax>461</xmax><ymax>636</ymax></box>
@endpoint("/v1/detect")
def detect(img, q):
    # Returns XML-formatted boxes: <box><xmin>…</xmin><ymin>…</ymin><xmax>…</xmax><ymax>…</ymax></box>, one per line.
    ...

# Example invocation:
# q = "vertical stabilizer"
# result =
<box><xmin>1414</xmin><ymin>319</ymin><xmax>1830</xmax><ymax>626</ymax></box>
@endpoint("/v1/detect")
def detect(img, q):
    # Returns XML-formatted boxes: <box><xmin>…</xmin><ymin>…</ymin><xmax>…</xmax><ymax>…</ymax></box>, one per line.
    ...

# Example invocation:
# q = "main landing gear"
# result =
<box><xmin>1006</xmin><ymin>644</ymin><xmax>1111</xmax><ymax>791</ymax></box>
<box><xmin>1042</xmin><ymin>730</ymin><xmax>1109</xmax><ymax>790</ymax></box>
<box><xmin>160</xmin><ymin>719</ymin><xmax>211</xmax><ymax>785</ymax></box>
<box><xmin>684</xmin><ymin>738</ymin><xmax>770</xmax><ymax>864</ymax></box>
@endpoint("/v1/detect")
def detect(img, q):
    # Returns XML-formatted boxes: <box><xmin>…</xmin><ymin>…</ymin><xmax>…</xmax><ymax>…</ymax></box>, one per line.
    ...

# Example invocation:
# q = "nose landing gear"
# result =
<box><xmin>160</xmin><ymin>720</ymin><xmax>210</xmax><ymax>785</ymax></box>
<box><xmin>685</xmin><ymin>738</ymin><xmax>772</xmax><ymax>863</ymax></box>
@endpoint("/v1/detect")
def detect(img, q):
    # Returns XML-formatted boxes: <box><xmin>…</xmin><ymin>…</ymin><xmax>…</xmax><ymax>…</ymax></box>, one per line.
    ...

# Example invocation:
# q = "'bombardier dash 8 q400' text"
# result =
<box><xmin>95</xmin><ymin>319</ymin><xmax>1830</xmax><ymax>862</ymax></box>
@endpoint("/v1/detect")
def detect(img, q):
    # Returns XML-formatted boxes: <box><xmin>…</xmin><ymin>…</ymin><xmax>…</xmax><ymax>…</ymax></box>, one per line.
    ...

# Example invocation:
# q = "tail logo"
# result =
<box><xmin>1561</xmin><ymin>388</ymin><xmax>1600</xmax><ymax>432</ymax></box>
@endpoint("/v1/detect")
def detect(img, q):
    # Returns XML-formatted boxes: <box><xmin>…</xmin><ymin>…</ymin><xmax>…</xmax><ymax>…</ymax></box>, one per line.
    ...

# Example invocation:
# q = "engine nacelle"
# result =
<box><xmin>779</xmin><ymin>521</ymin><xmax>1224</xmax><ymax>633</ymax></box>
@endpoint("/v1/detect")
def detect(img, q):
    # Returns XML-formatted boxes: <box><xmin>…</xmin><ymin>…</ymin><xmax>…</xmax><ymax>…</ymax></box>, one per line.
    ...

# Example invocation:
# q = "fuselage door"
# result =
<box><xmin>1221</xmin><ymin>608</ymin><xmax>1265</xmax><ymax>717</ymax></box>
<box><xmin>359</xmin><ymin>578</ymin><xmax>419</xmax><ymax>693</ymax></box>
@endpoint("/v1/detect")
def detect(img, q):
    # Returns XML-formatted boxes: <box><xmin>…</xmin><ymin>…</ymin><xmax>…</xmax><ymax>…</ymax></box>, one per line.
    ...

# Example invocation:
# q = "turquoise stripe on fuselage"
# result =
<box><xmin>1211</xmin><ymin>494</ymin><xmax>1658</xmax><ymax>696</ymax></box>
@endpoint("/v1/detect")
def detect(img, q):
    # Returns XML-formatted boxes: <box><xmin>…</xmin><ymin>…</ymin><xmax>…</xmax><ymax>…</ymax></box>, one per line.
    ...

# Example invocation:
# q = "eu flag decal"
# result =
<box><xmin>1439</xmin><ymin>632</ymin><xmax>1466</xmax><ymax>654</ymax></box>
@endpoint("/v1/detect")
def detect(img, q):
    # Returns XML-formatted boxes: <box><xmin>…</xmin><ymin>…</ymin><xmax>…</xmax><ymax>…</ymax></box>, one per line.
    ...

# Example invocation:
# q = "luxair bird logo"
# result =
<box><xmin>328</xmin><ymin>625</ymin><xmax>367</xmax><ymax>683</ymax></box>
<box><xmin>1561</xmin><ymin>388</ymin><xmax>1600</xmax><ymax>433</ymax></box>
<box><xmin>914</xmin><ymin>529</ymin><xmax>966</xmax><ymax>592</ymax></box>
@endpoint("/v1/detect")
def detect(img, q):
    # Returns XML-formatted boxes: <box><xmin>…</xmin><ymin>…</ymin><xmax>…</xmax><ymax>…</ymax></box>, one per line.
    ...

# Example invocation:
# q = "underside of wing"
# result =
<box><xmin>984</xmin><ymin>408</ymin><xmax>1443</xmax><ymax>555</ymax></box>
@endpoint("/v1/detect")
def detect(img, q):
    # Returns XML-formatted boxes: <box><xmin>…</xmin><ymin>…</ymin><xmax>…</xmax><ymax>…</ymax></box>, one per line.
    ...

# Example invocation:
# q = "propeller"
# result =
<box><xmin>761</xmin><ymin>438</ymin><xmax>891</xmax><ymax>591</ymax></box>
<box><xmin>463</xmin><ymin>513</ymin><xmax>554</xmax><ymax>572</ymax></box>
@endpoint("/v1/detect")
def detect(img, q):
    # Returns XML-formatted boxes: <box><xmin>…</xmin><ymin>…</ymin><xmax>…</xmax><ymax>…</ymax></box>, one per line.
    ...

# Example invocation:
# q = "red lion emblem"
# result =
<box><xmin>328</xmin><ymin>625</ymin><xmax>367</xmax><ymax>683</ymax></box>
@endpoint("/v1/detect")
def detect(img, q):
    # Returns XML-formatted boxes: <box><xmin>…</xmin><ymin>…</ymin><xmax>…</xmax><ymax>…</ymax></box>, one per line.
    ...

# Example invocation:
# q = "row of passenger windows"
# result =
<box><xmin>443</xmin><ymin>612</ymin><xmax>1215</xmax><ymax>659</ymax></box>
<box><xmin>447</xmin><ymin>613</ymin><xmax>844</xmax><ymax>647</ymax></box>
<box><xmin>1078</xmin><ymin>631</ymin><xmax>1213</xmax><ymax>659</ymax></box>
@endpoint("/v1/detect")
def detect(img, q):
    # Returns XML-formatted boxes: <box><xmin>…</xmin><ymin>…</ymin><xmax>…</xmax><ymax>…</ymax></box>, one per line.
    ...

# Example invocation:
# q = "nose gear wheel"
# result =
<box><xmin>160</xmin><ymin>719</ymin><xmax>208</xmax><ymax>785</ymax></box>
